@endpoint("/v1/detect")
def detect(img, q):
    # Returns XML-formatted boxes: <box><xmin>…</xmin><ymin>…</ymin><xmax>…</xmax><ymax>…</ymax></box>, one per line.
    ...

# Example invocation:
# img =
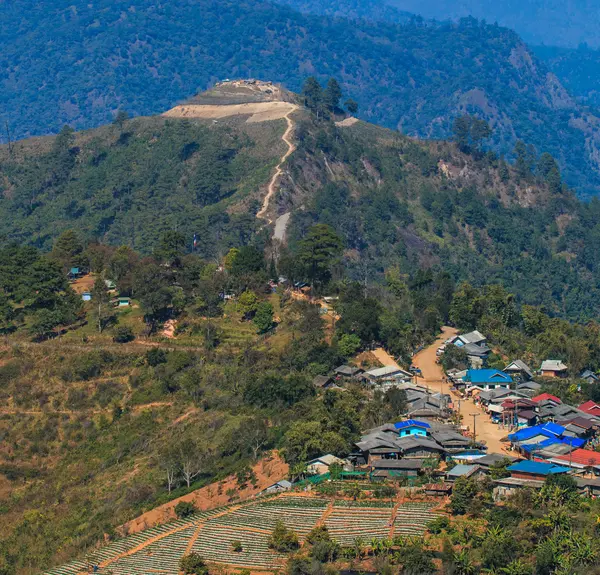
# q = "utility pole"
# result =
<box><xmin>470</xmin><ymin>413</ymin><xmax>480</xmax><ymax>443</ymax></box>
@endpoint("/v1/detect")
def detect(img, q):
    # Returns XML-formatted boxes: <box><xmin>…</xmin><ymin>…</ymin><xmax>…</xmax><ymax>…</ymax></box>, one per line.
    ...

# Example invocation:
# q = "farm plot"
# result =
<box><xmin>324</xmin><ymin>507</ymin><xmax>392</xmax><ymax>545</ymax></box>
<box><xmin>43</xmin><ymin>559</ymin><xmax>87</xmax><ymax>575</ymax></box>
<box><xmin>210</xmin><ymin>501</ymin><xmax>325</xmax><ymax>535</ymax></box>
<box><xmin>393</xmin><ymin>502</ymin><xmax>443</xmax><ymax>537</ymax></box>
<box><xmin>108</xmin><ymin>525</ymin><xmax>196</xmax><ymax>575</ymax></box>
<box><xmin>192</xmin><ymin>524</ymin><xmax>285</xmax><ymax>569</ymax></box>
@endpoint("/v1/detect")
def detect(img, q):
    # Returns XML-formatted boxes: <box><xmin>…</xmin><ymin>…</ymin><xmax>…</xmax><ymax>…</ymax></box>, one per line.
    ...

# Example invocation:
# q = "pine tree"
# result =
<box><xmin>323</xmin><ymin>78</ymin><xmax>342</xmax><ymax>112</ymax></box>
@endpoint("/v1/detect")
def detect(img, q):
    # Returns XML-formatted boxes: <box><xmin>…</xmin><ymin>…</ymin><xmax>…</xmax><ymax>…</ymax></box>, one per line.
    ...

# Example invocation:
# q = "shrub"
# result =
<box><xmin>179</xmin><ymin>553</ymin><xmax>209</xmax><ymax>575</ymax></box>
<box><xmin>113</xmin><ymin>326</ymin><xmax>134</xmax><ymax>343</ymax></box>
<box><xmin>146</xmin><ymin>348</ymin><xmax>168</xmax><ymax>366</ymax></box>
<box><xmin>310</xmin><ymin>540</ymin><xmax>339</xmax><ymax>563</ymax></box>
<box><xmin>231</xmin><ymin>541</ymin><xmax>243</xmax><ymax>552</ymax></box>
<box><xmin>175</xmin><ymin>501</ymin><xmax>197</xmax><ymax>519</ymax></box>
<box><xmin>268</xmin><ymin>520</ymin><xmax>299</xmax><ymax>552</ymax></box>
<box><xmin>306</xmin><ymin>525</ymin><xmax>331</xmax><ymax>545</ymax></box>
<box><xmin>427</xmin><ymin>515</ymin><xmax>450</xmax><ymax>534</ymax></box>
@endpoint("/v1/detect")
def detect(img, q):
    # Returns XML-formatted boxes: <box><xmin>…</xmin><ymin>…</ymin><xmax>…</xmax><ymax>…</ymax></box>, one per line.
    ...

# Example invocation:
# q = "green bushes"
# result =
<box><xmin>268</xmin><ymin>520</ymin><xmax>299</xmax><ymax>552</ymax></box>
<box><xmin>175</xmin><ymin>501</ymin><xmax>197</xmax><ymax>519</ymax></box>
<box><xmin>179</xmin><ymin>552</ymin><xmax>209</xmax><ymax>575</ymax></box>
<box><xmin>113</xmin><ymin>326</ymin><xmax>135</xmax><ymax>343</ymax></box>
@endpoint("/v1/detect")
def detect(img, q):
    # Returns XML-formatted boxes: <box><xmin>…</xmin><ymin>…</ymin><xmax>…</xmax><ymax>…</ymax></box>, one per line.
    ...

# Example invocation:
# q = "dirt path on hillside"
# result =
<box><xmin>256</xmin><ymin>109</ymin><xmax>296</xmax><ymax>225</ymax></box>
<box><xmin>372</xmin><ymin>348</ymin><xmax>400</xmax><ymax>369</ymax></box>
<box><xmin>412</xmin><ymin>327</ymin><xmax>508</xmax><ymax>454</ymax></box>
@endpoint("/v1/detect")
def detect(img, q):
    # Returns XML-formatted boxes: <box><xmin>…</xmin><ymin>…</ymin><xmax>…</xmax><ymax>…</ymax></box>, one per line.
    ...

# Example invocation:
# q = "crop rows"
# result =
<box><xmin>325</xmin><ymin>508</ymin><xmax>392</xmax><ymax>545</ymax></box>
<box><xmin>192</xmin><ymin>525</ymin><xmax>285</xmax><ymax>569</ymax></box>
<box><xmin>334</xmin><ymin>500</ymin><xmax>394</xmax><ymax>508</ymax></box>
<box><xmin>43</xmin><ymin>559</ymin><xmax>87</xmax><ymax>575</ymax></box>
<box><xmin>108</xmin><ymin>526</ymin><xmax>196</xmax><ymax>575</ymax></box>
<box><xmin>393</xmin><ymin>503</ymin><xmax>442</xmax><ymax>537</ymax></box>
<box><xmin>211</xmin><ymin>504</ymin><xmax>324</xmax><ymax>535</ymax></box>
<box><xmin>259</xmin><ymin>496</ymin><xmax>329</xmax><ymax>508</ymax></box>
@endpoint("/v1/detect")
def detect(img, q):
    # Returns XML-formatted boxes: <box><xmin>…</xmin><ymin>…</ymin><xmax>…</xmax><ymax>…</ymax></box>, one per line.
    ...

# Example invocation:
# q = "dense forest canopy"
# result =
<box><xmin>2</xmin><ymin>0</ymin><xmax>600</xmax><ymax>195</ymax></box>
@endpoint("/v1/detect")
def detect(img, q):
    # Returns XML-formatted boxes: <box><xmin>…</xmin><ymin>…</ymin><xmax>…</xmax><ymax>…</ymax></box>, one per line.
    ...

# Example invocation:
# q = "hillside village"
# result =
<box><xmin>263</xmin><ymin>327</ymin><xmax>600</xmax><ymax>500</ymax></box>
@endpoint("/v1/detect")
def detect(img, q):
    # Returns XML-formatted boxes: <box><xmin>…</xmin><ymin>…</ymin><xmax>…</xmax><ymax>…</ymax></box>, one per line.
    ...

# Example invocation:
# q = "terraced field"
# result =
<box><xmin>43</xmin><ymin>495</ymin><xmax>444</xmax><ymax>575</ymax></box>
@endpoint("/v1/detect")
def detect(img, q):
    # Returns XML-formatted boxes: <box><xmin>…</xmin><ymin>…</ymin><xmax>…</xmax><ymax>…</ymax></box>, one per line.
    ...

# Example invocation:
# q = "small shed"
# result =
<box><xmin>81</xmin><ymin>291</ymin><xmax>92</xmax><ymax>302</ymax></box>
<box><xmin>446</xmin><ymin>464</ymin><xmax>485</xmax><ymax>482</ymax></box>
<box><xmin>115</xmin><ymin>297</ymin><xmax>131</xmax><ymax>308</ymax></box>
<box><xmin>313</xmin><ymin>375</ymin><xmax>334</xmax><ymax>389</ymax></box>
<box><xmin>540</xmin><ymin>360</ymin><xmax>568</xmax><ymax>378</ymax></box>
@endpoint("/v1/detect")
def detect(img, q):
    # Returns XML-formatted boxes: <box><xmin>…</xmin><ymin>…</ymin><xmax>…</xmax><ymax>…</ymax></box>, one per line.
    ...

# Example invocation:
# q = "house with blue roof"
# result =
<box><xmin>508</xmin><ymin>460</ymin><xmax>569</xmax><ymax>480</ymax></box>
<box><xmin>465</xmin><ymin>369</ymin><xmax>513</xmax><ymax>391</ymax></box>
<box><xmin>508</xmin><ymin>422</ymin><xmax>586</xmax><ymax>457</ymax></box>
<box><xmin>394</xmin><ymin>420</ymin><xmax>431</xmax><ymax>437</ymax></box>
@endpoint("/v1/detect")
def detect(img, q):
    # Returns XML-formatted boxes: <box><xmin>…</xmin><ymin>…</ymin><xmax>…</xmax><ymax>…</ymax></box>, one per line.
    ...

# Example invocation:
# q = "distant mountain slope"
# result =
<box><xmin>2</xmin><ymin>0</ymin><xmax>600</xmax><ymax>195</ymax></box>
<box><xmin>381</xmin><ymin>0</ymin><xmax>600</xmax><ymax>48</ymax></box>
<box><xmin>535</xmin><ymin>45</ymin><xmax>600</xmax><ymax>109</ymax></box>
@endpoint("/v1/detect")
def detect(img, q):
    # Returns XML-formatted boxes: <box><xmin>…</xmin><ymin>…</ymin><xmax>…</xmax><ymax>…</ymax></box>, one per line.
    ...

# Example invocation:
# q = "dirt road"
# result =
<box><xmin>412</xmin><ymin>327</ymin><xmax>508</xmax><ymax>454</ymax></box>
<box><xmin>372</xmin><ymin>348</ymin><xmax>400</xmax><ymax>369</ymax></box>
<box><xmin>256</xmin><ymin>109</ymin><xmax>296</xmax><ymax>224</ymax></box>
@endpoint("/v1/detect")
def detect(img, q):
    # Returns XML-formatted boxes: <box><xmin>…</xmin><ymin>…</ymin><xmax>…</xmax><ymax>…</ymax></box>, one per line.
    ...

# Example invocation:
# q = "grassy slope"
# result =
<box><xmin>0</xmin><ymin>113</ymin><xmax>288</xmax><ymax>251</ymax></box>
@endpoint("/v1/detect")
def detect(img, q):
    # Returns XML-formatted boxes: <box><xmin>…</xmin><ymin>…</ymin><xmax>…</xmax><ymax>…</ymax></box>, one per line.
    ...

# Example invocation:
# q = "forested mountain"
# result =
<box><xmin>379</xmin><ymin>0</ymin><xmax>600</xmax><ymax>48</ymax></box>
<box><xmin>4</xmin><ymin>89</ymin><xmax>600</xmax><ymax>321</ymax></box>
<box><xmin>536</xmin><ymin>44</ymin><xmax>600</xmax><ymax>109</ymax></box>
<box><xmin>3</xmin><ymin>1</ymin><xmax>600</xmax><ymax>195</ymax></box>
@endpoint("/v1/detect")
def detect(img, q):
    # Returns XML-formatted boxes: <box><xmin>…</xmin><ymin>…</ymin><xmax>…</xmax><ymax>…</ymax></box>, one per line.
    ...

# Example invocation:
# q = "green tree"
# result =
<box><xmin>51</xmin><ymin>230</ymin><xmax>86</xmax><ymax>271</ymax></box>
<box><xmin>113</xmin><ymin>109</ymin><xmax>129</xmax><ymax>130</ymax></box>
<box><xmin>268</xmin><ymin>520</ymin><xmax>299</xmax><ymax>552</ymax></box>
<box><xmin>323</xmin><ymin>78</ymin><xmax>342</xmax><ymax>111</ymax></box>
<box><xmin>238</xmin><ymin>290</ymin><xmax>259</xmax><ymax>319</ymax></box>
<box><xmin>337</xmin><ymin>333</ymin><xmax>361</xmax><ymax>357</ymax></box>
<box><xmin>91</xmin><ymin>277</ymin><xmax>113</xmax><ymax>333</ymax></box>
<box><xmin>253</xmin><ymin>301</ymin><xmax>274</xmax><ymax>333</ymax></box>
<box><xmin>298</xmin><ymin>224</ymin><xmax>343</xmax><ymax>287</ymax></box>
<box><xmin>156</xmin><ymin>231</ymin><xmax>186</xmax><ymax>267</ymax></box>
<box><xmin>179</xmin><ymin>553</ymin><xmax>209</xmax><ymax>575</ymax></box>
<box><xmin>345</xmin><ymin>99</ymin><xmax>359</xmax><ymax>114</ymax></box>
<box><xmin>450</xmin><ymin>477</ymin><xmax>479</xmax><ymax>515</ymax></box>
<box><xmin>302</xmin><ymin>77</ymin><xmax>323</xmax><ymax>115</ymax></box>
<box><xmin>175</xmin><ymin>501</ymin><xmax>197</xmax><ymax>519</ymax></box>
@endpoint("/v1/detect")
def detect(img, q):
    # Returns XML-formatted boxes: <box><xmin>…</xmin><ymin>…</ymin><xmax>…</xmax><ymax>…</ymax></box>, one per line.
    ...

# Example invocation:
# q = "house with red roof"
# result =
<box><xmin>532</xmin><ymin>393</ymin><xmax>562</xmax><ymax>406</ymax></box>
<box><xmin>579</xmin><ymin>401</ymin><xmax>600</xmax><ymax>417</ymax></box>
<box><xmin>555</xmin><ymin>448</ymin><xmax>600</xmax><ymax>470</ymax></box>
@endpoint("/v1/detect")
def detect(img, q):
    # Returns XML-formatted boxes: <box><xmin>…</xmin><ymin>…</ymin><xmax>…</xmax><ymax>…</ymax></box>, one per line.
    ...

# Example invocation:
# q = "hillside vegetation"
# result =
<box><xmin>4</xmin><ymin>89</ymin><xmax>600</xmax><ymax>320</ymax></box>
<box><xmin>2</xmin><ymin>0</ymin><xmax>600</xmax><ymax>194</ymax></box>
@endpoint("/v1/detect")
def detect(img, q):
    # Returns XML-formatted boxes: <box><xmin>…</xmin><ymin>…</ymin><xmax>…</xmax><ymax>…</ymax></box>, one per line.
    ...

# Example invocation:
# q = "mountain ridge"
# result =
<box><xmin>2</xmin><ymin>0</ymin><xmax>600</xmax><ymax>195</ymax></box>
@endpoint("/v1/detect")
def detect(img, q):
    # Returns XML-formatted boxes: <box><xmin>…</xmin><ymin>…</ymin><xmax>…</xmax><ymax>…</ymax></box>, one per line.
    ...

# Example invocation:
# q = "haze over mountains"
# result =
<box><xmin>382</xmin><ymin>0</ymin><xmax>600</xmax><ymax>48</ymax></box>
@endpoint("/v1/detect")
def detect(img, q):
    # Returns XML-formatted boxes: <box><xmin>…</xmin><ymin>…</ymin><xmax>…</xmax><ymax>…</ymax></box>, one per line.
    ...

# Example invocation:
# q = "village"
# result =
<box><xmin>264</xmin><ymin>327</ymin><xmax>600</xmax><ymax>500</ymax></box>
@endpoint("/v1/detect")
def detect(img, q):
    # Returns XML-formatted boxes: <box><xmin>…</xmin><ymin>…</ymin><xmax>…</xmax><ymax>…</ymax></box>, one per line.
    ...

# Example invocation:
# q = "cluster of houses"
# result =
<box><xmin>273</xmin><ymin>328</ymin><xmax>600</xmax><ymax>500</ymax></box>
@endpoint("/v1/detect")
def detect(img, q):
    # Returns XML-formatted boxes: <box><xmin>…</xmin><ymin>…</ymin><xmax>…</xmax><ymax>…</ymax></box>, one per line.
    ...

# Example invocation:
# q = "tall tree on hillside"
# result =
<box><xmin>323</xmin><ymin>78</ymin><xmax>342</xmax><ymax>112</ymax></box>
<box><xmin>452</xmin><ymin>115</ymin><xmax>491</xmax><ymax>155</ymax></box>
<box><xmin>156</xmin><ymin>231</ymin><xmax>186</xmax><ymax>267</ymax></box>
<box><xmin>91</xmin><ymin>277</ymin><xmax>113</xmax><ymax>333</ymax></box>
<box><xmin>298</xmin><ymin>224</ymin><xmax>343</xmax><ymax>288</ymax></box>
<box><xmin>514</xmin><ymin>140</ymin><xmax>536</xmax><ymax>180</ymax></box>
<box><xmin>51</xmin><ymin>230</ymin><xmax>86</xmax><ymax>271</ymax></box>
<box><xmin>302</xmin><ymin>77</ymin><xmax>323</xmax><ymax>117</ymax></box>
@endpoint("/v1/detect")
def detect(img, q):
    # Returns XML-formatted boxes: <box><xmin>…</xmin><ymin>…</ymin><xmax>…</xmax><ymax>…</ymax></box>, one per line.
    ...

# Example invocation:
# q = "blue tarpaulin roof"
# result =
<box><xmin>394</xmin><ymin>419</ymin><xmax>431</xmax><ymax>430</ymax></box>
<box><xmin>509</xmin><ymin>423</ymin><xmax>566</xmax><ymax>443</ymax></box>
<box><xmin>508</xmin><ymin>460</ymin><xmax>569</xmax><ymax>475</ymax></box>
<box><xmin>465</xmin><ymin>369</ymin><xmax>513</xmax><ymax>384</ymax></box>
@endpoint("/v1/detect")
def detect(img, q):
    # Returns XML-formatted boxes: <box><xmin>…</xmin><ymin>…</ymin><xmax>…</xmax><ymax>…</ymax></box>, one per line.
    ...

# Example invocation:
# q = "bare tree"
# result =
<box><xmin>158</xmin><ymin>446</ymin><xmax>179</xmax><ymax>493</ymax></box>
